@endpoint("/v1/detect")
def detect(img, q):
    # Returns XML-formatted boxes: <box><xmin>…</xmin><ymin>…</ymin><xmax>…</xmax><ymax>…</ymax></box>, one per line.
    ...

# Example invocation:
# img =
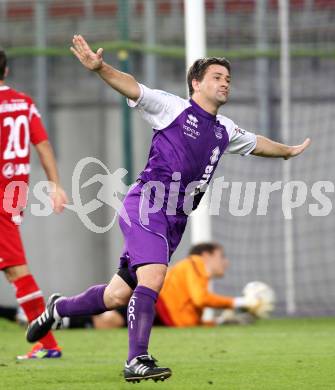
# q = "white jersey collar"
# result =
<box><xmin>0</xmin><ymin>85</ymin><xmax>9</xmax><ymax>91</ymax></box>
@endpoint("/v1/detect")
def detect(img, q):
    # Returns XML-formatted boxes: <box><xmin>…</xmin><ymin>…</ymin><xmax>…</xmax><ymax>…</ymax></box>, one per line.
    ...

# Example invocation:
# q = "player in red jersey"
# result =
<box><xmin>0</xmin><ymin>49</ymin><xmax>68</xmax><ymax>359</ymax></box>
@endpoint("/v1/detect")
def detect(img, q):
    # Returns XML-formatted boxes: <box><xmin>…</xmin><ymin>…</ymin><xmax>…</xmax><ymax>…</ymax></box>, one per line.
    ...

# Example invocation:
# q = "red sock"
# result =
<box><xmin>13</xmin><ymin>274</ymin><xmax>58</xmax><ymax>349</ymax></box>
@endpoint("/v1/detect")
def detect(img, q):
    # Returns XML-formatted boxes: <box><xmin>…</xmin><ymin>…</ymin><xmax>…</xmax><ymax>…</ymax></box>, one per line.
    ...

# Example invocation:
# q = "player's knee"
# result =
<box><xmin>113</xmin><ymin>289</ymin><xmax>130</xmax><ymax>307</ymax></box>
<box><xmin>147</xmin><ymin>273</ymin><xmax>166</xmax><ymax>292</ymax></box>
<box><xmin>105</xmin><ymin>288</ymin><xmax>131</xmax><ymax>309</ymax></box>
<box><xmin>137</xmin><ymin>265</ymin><xmax>167</xmax><ymax>292</ymax></box>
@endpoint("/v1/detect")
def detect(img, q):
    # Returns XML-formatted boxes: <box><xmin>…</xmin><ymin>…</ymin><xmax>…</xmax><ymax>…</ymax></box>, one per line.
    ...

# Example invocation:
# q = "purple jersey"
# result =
<box><xmin>128</xmin><ymin>84</ymin><xmax>256</xmax><ymax>214</ymax></box>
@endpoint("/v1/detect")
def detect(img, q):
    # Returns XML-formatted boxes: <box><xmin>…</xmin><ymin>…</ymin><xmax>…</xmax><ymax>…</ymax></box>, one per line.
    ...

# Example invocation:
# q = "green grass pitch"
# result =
<box><xmin>1</xmin><ymin>317</ymin><xmax>335</xmax><ymax>390</ymax></box>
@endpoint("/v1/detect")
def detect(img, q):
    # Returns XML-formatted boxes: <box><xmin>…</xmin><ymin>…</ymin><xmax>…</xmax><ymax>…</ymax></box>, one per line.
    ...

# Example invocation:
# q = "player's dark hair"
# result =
<box><xmin>189</xmin><ymin>242</ymin><xmax>222</xmax><ymax>256</ymax></box>
<box><xmin>187</xmin><ymin>57</ymin><xmax>231</xmax><ymax>96</ymax></box>
<box><xmin>0</xmin><ymin>49</ymin><xmax>7</xmax><ymax>80</ymax></box>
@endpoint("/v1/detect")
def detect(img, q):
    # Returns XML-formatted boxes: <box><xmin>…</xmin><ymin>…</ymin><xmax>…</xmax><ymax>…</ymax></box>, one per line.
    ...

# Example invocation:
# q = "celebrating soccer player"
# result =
<box><xmin>27</xmin><ymin>35</ymin><xmax>310</xmax><ymax>382</ymax></box>
<box><xmin>0</xmin><ymin>49</ymin><xmax>68</xmax><ymax>359</ymax></box>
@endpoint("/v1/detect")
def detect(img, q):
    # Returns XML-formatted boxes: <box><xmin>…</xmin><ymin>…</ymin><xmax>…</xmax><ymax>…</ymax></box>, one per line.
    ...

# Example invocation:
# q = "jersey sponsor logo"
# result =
<box><xmin>186</xmin><ymin>114</ymin><xmax>198</xmax><ymax>128</ymax></box>
<box><xmin>2</xmin><ymin>163</ymin><xmax>14</xmax><ymax>178</ymax></box>
<box><xmin>2</xmin><ymin>162</ymin><xmax>30</xmax><ymax>179</ymax></box>
<box><xmin>183</xmin><ymin>124</ymin><xmax>200</xmax><ymax>139</ymax></box>
<box><xmin>0</xmin><ymin>102</ymin><xmax>28</xmax><ymax>113</ymax></box>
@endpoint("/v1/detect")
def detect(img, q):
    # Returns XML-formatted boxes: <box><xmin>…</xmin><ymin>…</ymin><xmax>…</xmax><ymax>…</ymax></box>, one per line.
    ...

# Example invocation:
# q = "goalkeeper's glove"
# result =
<box><xmin>233</xmin><ymin>296</ymin><xmax>273</xmax><ymax>318</ymax></box>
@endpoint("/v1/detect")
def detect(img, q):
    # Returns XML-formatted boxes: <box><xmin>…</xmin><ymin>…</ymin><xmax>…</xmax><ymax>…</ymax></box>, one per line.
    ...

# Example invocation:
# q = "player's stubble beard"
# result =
<box><xmin>217</xmin><ymin>89</ymin><xmax>229</xmax><ymax>105</ymax></box>
<box><xmin>212</xmin><ymin>93</ymin><xmax>228</xmax><ymax>111</ymax></box>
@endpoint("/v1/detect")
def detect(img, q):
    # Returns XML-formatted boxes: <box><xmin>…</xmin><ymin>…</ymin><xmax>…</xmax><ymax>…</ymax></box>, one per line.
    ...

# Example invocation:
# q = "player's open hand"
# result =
<box><xmin>285</xmin><ymin>138</ymin><xmax>311</xmax><ymax>160</ymax></box>
<box><xmin>71</xmin><ymin>34</ymin><xmax>104</xmax><ymax>71</ymax></box>
<box><xmin>50</xmin><ymin>186</ymin><xmax>69</xmax><ymax>214</ymax></box>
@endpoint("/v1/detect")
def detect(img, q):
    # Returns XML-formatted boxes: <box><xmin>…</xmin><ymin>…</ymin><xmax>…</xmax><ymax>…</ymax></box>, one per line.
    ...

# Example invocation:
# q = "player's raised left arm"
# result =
<box><xmin>34</xmin><ymin>141</ymin><xmax>68</xmax><ymax>214</ymax></box>
<box><xmin>70</xmin><ymin>34</ymin><xmax>141</xmax><ymax>101</ymax></box>
<box><xmin>251</xmin><ymin>135</ymin><xmax>311</xmax><ymax>159</ymax></box>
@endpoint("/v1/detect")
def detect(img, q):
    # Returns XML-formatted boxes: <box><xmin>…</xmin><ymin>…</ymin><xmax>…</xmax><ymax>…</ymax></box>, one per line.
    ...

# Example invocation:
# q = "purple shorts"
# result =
<box><xmin>119</xmin><ymin>182</ymin><xmax>188</xmax><ymax>273</ymax></box>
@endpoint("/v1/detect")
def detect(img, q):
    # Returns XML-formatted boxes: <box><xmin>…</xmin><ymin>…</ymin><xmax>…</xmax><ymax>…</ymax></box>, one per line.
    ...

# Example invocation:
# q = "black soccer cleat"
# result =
<box><xmin>124</xmin><ymin>354</ymin><xmax>172</xmax><ymax>383</ymax></box>
<box><xmin>26</xmin><ymin>293</ymin><xmax>63</xmax><ymax>343</ymax></box>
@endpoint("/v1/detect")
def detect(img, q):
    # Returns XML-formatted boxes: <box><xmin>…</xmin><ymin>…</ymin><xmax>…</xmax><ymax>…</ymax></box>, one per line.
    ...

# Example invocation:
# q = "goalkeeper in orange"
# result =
<box><xmin>68</xmin><ymin>242</ymin><xmax>262</xmax><ymax>329</ymax></box>
<box><xmin>155</xmin><ymin>242</ymin><xmax>256</xmax><ymax>327</ymax></box>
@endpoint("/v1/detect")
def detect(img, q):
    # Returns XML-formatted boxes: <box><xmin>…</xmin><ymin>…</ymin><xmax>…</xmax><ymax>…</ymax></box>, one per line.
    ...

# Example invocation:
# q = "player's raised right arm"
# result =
<box><xmin>70</xmin><ymin>34</ymin><xmax>141</xmax><ymax>101</ymax></box>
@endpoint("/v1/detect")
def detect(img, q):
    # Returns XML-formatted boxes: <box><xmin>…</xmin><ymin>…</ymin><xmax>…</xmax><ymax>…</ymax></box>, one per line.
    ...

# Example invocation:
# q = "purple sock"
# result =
<box><xmin>56</xmin><ymin>284</ymin><xmax>107</xmax><ymax>317</ymax></box>
<box><xmin>127</xmin><ymin>285</ymin><xmax>158</xmax><ymax>362</ymax></box>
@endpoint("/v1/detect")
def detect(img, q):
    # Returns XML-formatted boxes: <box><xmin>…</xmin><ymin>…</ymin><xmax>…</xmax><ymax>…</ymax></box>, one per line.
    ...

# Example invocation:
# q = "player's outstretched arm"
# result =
<box><xmin>251</xmin><ymin>135</ymin><xmax>311</xmax><ymax>159</ymax></box>
<box><xmin>70</xmin><ymin>34</ymin><xmax>141</xmax><ymax>101</ymax></box>
<box><xmin>34</xmin><ymin>141</ymin><xmax>68</xmax><ymax>214</ymax></box>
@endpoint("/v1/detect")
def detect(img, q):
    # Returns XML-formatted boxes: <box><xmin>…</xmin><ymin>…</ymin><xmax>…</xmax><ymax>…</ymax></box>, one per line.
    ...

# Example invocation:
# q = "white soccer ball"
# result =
<box><xmin>242</xmin><ymin>281</ymin><xmax>276</xmax><ymax>318</ymax></box>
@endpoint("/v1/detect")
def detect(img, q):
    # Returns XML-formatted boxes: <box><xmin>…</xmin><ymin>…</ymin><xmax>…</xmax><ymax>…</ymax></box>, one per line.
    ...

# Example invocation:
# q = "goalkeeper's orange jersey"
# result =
<box><xmin>156</xmin><ymin>255</ymin><xmax>234</xmax><ymax>327</ymax></box>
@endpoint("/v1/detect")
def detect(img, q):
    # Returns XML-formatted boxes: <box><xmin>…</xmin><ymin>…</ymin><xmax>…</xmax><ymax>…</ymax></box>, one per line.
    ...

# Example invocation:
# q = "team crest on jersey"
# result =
<box><xmin>2</xmin><ymin>162</ymin><xmax>30</xmax><ymax>179</ymax></box>
<box><xmin>213</xmin><ymin>124</ymin><xmax>224</xmax><ymax>139</ymax></box>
